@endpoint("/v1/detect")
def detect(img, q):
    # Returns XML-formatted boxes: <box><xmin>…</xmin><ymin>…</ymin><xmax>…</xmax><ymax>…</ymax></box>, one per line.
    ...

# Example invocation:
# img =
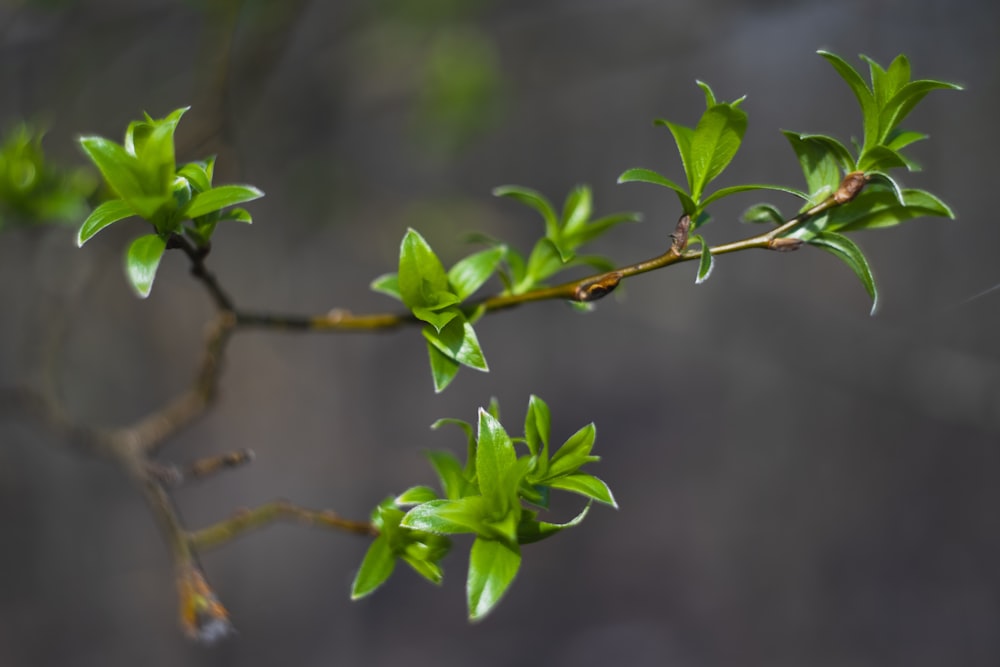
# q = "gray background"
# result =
<box><xmin>2</xmin><ymin>1</ymin><xmax>999</xmax><ymax>665</ymax></box>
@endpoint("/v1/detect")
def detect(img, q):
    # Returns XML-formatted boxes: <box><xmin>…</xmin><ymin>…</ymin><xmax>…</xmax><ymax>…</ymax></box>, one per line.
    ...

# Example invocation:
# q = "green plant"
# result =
<box><xmin>0</xmin><ymin>51</ymin><xmax>960</xmax><ymax>642</ymax></box>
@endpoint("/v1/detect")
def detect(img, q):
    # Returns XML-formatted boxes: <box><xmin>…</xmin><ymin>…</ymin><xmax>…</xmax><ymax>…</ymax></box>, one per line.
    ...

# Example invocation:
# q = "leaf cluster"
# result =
<box><xmin>351</xmin><ymin>396</ymin><xmax>616</xmax><ymax>620</ymax></box>
<box><xmin>0</xmin><ymin>123</ymin><xmax>96</xmax><ymax>230</ymax></box>
<box><xmin>76</xmin><ymin>108</ymin><xmax>263</xmax><ymax>297</ymax></box>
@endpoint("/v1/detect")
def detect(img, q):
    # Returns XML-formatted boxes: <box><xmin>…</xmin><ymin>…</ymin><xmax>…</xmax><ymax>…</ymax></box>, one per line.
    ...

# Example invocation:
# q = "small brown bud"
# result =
<box><xmin>834</xmin><ymin>171</ymin><xmax>868</xmax><ymax>204</ymax></box>
<box><xmin>574</xmin><ymin>273</ymin><xmax>622</xmax><ymax>302</ymax></box>
<box><xmin>670</xmin><ymin>214</ymin><xmax>692</xmax><ymax>255</ymax></box>
<box><xmin>769</xmin><ymin>237</ymin><xmax>803</xmax><ymax>252</ymax></box>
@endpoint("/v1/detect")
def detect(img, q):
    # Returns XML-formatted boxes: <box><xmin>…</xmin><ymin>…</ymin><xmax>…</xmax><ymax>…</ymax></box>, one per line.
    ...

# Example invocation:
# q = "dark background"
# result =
<box><xmin>2</xmin><ymin>1</ymin><xmax>999</xmax><ymax>665</ymax></box>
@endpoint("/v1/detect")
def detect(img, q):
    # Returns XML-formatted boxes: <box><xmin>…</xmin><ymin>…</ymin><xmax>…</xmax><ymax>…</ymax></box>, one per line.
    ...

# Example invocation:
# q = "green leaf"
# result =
<box><xmin>688</xmin><ymin>103</ymin><xmax>748</xmax><ymax>201</ymax></box>
<box><xmin>77</xmin><ymin>199</ymin><xmax>135</xmax><ymax>247</ymax></box>
<box><xmin>548</xmin><ymin>473</ymin><xmax>618</xmax><ymax>508</ymax></box>
<box><xmin>809</xmin><ymin>231</ymin><xmax>878</xmax><ymax>314</ymax></box>
<box><xmin>879</xmin><ymin>78</ymin><xmax>962</xmax><ymax>144</ymax></box>
<box><xmin>690</xmin><ymin>234</ymin><xmax>714</xmax><ymax>284</ymax></box>
<box><xmin>125</xmin><ymin>234</ymin><xmax>167</xmax><ymax>298</ymax></box>
<box><xmin>701</xmin><ymin>183</ymin><xmax>807</xmax><ymax>209</ymax></box>
<box><xmin>493</xmin><ymin>185</ymin><xmax>559</xmax><ymax>239</ymax></box>
<box><xmin>818</xmin><ymin>51</ymin><xmax>879</xmax><ymax>155</ymax></box>
<box><xmin>402</xmin><ymin>497</ymin><xmax>487</xmax><ymax>535</ymax></box>
<box><xmin>517</xmin><ymin>504</ymin><xmax>591</xmax><ymax>544</ymax></box>
<box><xmin>547</xmin><ymin>423</ymin><xmax>597</xmax><ymax>480</ymax></box>
<box><xmin>219</xmin><ymin>207</ymin><xmax>252</xmax><ymax>224</ymax></box>
<box><xmin>857</xmin><ymin>145</ymin><xmax>909</xmax><ymax>173</ymax></box>
<box><xmin>742</xmin><ymin>203</ymin><xmax>784</xmax><ymax>225</ymax></box>
<box><xmin>423</xmin><ymin>317</ymin><xmax>488</xmax><ymax>371</ymax></box>
<box><xmin>467</xmin><ymin>537</ymin><xmax>521</xmax><ymax>622</ymax></box>
<box><xmin>426</xmin><ymin>450</ymin><xmax>471</xmax><ymax>500</ymax></box>
<box><xmin>561</xmin><ymin>185</ymin><xmax>593</xmax><ymax>236</ymax></box>
<box><xmin>521</xmin><ymin>238</ymin><xmax>565</xmax><ymax>289</ymax></box>
<box><xmin>351</xmin><ymin>535</ymin><xmax>396</xmax><ymax>599</ymax></box>
<box><xmin>617</xmin><ymin>167</ymin><xmax>697</xmax><ymax>215</ymax></box>
<box><xmin>523</xmin><ymin>394</ymin><xmax>551</xmax><ymax>460</ymax></box>
<box><xmin>696</xmin><ymin>79</ymin><xmax>719</xmax><ymax>108</ymax></box>
<box><xmin>370</xmin><ymin>273</ymin><xmax>402</xmax><ymax>301</ymax></box>
<box><xmin>177</xmin><ymin>160</ymin><xmax>213</xmax><ymax>193</ymax></box>
<box><xmin>826</xmin><ymin>188</ymin><xmax>955</xmax><ymax>234</ymax></box>
<box><xmin>185</xmin><ymin>184</ymin><xmax>264</xmax><ymax>219</ymax></box>
<box><xmin>782</xmin><ymin>130</ymin><xmax>844</xmax><ymax>205</ymax></box>
<box><xmin>426</xmin><ymin>340</ymin><xmax>461</xmax><ymax>393</ymax></box>
<box><xmin>476</xmin><ymin>408</ymin><xmax>516</xmax><ymax>506</ymax></box>
<box><xmin>395</xmin><ymin>486</ymin><xmax>439</xmax><ymax>506</ymax></box>
<box><xmin>78</xmin><ymin>136</ymin><xmax>145</xmax><ymax>201</ymax></box>
<box><xmin>865</xmin><ymin>172</ymin><xmax>904</xmax><ymax>205</ymax></box>
<box><xmin>413</xmin><ymin>306</ymin><xmax>460</xmax><ymax>333</ymax></box>
<box><xmin>655</xmin><ymin>119</ymin><xmax>695</xmax><ymax>192</ymax></box>
<box><xmin>398</xmin><ymin>228</ymin><xmax>450</xmax><ymax>309</ymax></box>
<box><xmin>400</xmin><ymin>554</ymin><xmax>444</xmax><ymax>585</ymax></box>
<box><xmin>448</xmin><ymin>245</ymin><xmax>506</xmax><ymax>301</ymax></box>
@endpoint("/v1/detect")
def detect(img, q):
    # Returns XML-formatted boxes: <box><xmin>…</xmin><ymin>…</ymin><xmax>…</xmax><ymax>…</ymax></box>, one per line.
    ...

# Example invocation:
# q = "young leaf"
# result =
<box><xmin>562</xmin><ymin>211</ymin><xmax>642</xmax><ymax>248</ymax></box>
<box><xmin>688</xmin><ymin>103</ymin><xmax>748</xmax><ymax>201</ymax></box>
<box><xmin>617</xmin><ymin>167</ymin><xmax>697</xmax><ymax>215</ymax></box>
<box><xmin>476</xmin><ymin>408</ymin><xmax>516</xmax><ymax>506</ymax></box>
<box><xmin>426</xmin><ymin>450</ymin><xmax>471</xmax><ymax>500</ymax></box>
<box><xmin>78</xmin><ymin>136</ymin><xmax>144</xmax><ymax>201</ymax></box>
<box><xmin>77</xmin><ymin>199</ymin><xmax>135</xmax><ymax>246</ymax></box>
<box><xmin>524</xmin><ymin>394</ymin><xmax>551</xmax><ymax>460</ymax></box>
<box><xmin>401</xmin><ymin>497</ymin><xmax>487</xmax><ymax>535</ymax></box>
<box><xmin>561</xmin><ymin>185</ymin><xmax>593</xmax><ymax>236</ymax></box>
<box><xmin>879</xmin><ymin>79</ymin><xmax>963</xmax><ymax>144</ymax></box>
<box><xmin>395</xmin><ymin>486</ymin><xmax>439</xmax><ymax>506</ymax></box>
<box><xmin>548</xmin><ymin>473</ymin><xmax>618</xmax><ymax>508</ymax></box>
<box><xmin>426</xmin><ymin>340</ymin><xmax>461</xmax><ymax>393</ymax></box>
<box><xmin>370</xmin><ymin>273</ymin><xmax>402</xmax><ymax>301</ymax></box>
<box><xmin>351</xmin><ymin>536</ymin><xmax>396</xmax><ymax>600</ymax></box>
<box><xmin>125</xmin><ymin>234</ymin><xmax>167</xmax><ymax>298</ymax></box>
<box><xmin>423</xmin><ymin>318</ymin><xmax>488</xmax><ymax>371</ymax></box>
<box><xmin>493</xmin><ymin>185</ymin><xmax>559</xmax><ymax>239</ymax></box>
<box><xmin>741</xmin><ymin>203</ymin><xmax>784</xmax><ymax>225</ymax></box>
<box><xmin>655</xmin><ymin>119</ymin><xmax>695</xmax><ymax>192</ymax></box>
<box><xmin>691</xmin><ymin>234</ymin><xmax>714</xmax><ymax>284</ymax></box>
<box><xmin>517</xmin><ymin>504</ymin><xmax>591</xmax><ymax>544</ymax></box>
<box><xmin>547</xmin><ymin>422</ymin><xmax>597</xmax><ymax>479</ymax></box>
<box><xmin>467</xmin><ymin>537</ymin><xmax>521</xmax><ymax>622</ymax></box>
<box><xmin>184</xmin><ymin>184</ymin><xmax>264</xmax><ymax>219</ymax></box>
<box><xmin>413</xmin><ymin>306</ymin><xmax>460</xmax><ymax>333</ymax></box>
<box><xmin>818</xmin><ymin>51</ymin><xmax>879</xmax><ymax>154</ymax></box>
<box><xmin>701</xmin><ymin>183</ymin><xmax>807</xmax><ymax>209</ymax></box>
<box><xmin>782</xmin><ymin>131</ymin><xmax>844</xmax><ymax>204</ymax></box>
<box><xmin>808</xmin><ymin>231</ymin><xmax>878</xmax><ymax>314</ymax></box>
<box><xmin>398</xmin><ymin>228</ymin><xmax>450</xmax><ymax>309</ymax></box>
<box><xmin>448</xmin><ymin>245</ymin><xmax>505</xmax><ymax>301</ymax></box>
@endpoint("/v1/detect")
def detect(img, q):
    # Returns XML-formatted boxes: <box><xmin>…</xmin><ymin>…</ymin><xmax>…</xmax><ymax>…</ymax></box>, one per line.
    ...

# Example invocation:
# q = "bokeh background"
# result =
<box><xmin>2</xmin><ymin>0</ymin><xmax>999</xmax><ymax>665</ymax></box>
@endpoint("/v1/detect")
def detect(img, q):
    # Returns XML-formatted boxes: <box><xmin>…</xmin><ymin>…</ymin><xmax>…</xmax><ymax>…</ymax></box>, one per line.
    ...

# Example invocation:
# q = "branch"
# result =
<box><xmin>189</xmin><ymin>499</ymin><xmax>377</xmax><ymax>552</ymax></box>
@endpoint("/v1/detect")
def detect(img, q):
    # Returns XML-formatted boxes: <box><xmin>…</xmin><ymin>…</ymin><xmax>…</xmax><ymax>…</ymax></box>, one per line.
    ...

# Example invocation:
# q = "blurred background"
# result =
<box><xmin>1</xmin><ymin>0</ymin><xmax>999</xmax><ymax>665</ymax></box>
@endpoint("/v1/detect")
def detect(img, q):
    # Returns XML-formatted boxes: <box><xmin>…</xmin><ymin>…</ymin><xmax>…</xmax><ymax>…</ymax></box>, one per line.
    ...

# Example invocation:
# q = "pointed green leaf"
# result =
<box><xmin>561</xmin><ymin>185</ymin><xmax>593</xmax><ymax>235</ymax></box>
<box><xmin>818</xmin><ymin>51</ymin><xmax>879</xmax><ymax>154</ymax></box>
<box><xmin>548</xmin><ymin>473</ymin><xmax>617</xmax><ymax>508</ymax></box>
<box><xmin>476</xmin><ymin>408</ymin><xmax>516</xmax><ymax>505</ymax></box>
<box><xmin>398</xmin><ymin>228</ymin><xmax>450</xmax><ymax>309</ymax></box>
<box><xmin>426</xmin><ymin>450</ymin><xmax>472</xmax><ymax>500</ymax></box>
<box><xmin>426</xmin><ymin>340</ymin><xmax>461</xmax><ymax>393</ymax></box>
<box><xmin>77</xmin><ymin>199</ymin><xmax>136</xmax><ymax>247</ymax></box>
<box><xmin>858</xmin><ymin>145</ymin><xmax>909</xmax><ymax>173</ymax></box>
<box><xmin>741</xmin><ymin>203</ymin><xmax>784</xmax><ymax>225</ymax></box>
<box><xmin>689</xmin><ymin>103</ymin><xmax>748</xmax><ymax>201</ymax></box>
<box><xmin>880</xmin><ymin>79</ymin><xmax>962</xmax><ymax>143</ymax></box>
<box><xmin>467</xmin><ymin>537</ymin><xmax>521</xmax><ymax>622</ymax></box>
<box><xmin>413</xmin><ymin>306</ymin><xmax>460</xmax><ymax>333</ymax></box>
<box><xmin>185</xmin><ymin>184</ymin><xmax>263</xmax><ymax>219</ymax></box>
<box><xmin>401</xmin><ymin>554</ymin><xmax>444</xmax><ymax>585</ymax></box>
<box><xmin>689</xmin><ymin>234</ymin><xmax>714</xmax><ymax>284</ymax></box>
<box><xmin>79</xmin><ymin>136</ymin><xmax>145</xmax><ymax>201</ymax></box>
<box><xmin>370</xmin><ymin>273</ymin><xmax>402</xmax><ymax>301</ymax></box>
<box><xmin>617</xmin><ymin>167</ymin><xmax>697</xmax><ymax>215</ymax></box>
<box><xmin>177</xmin><ymin>160</ymin><xmax>213</xmax><ymax>193</ymax></box>
<box><xmin>809</xmin><ymin>231</ymin><xmax>878</xmax><ymax>314</ymax></box>
<box><xmin>219</xmin><ymin>207</ymin><xmax>252</xmax><ymax>224</ymax></box>
<box><xmin>351</xmin><ymin>535</ymin><xmax>396</xmax><ymax>599</ymax></box>
<box><xmin>395</xmin><ymin>486</ymin><xmax>440</xmax><ymax>506</ymax></box>
<box><xmin>423</xmin><ymin>317</ymin><xmax>488</xmax><ymax>371</ymax></box>
<box><xmin>493</xmin><ymin>185</ymin><xmax>559</xmax><ymax>239</ymax></box>
<box><xmin>402</xmin><ymin>497</ymin><xmax>487</xmax><ymax>535</ymax></box>
<box><xmin>782</xmin><ymin>130</ymin><xmax>845</xmax><ymax>205</ymax></box>
<box><xmin>547</xmin><ymin>422</ymin><xmax>597</xmax><ymax>479</ymax></box>
<box><xmin>696</xmin><ymin>80</ymin><xmax>718</xmax><ymax>108</ymax></box>
<box><xmin>865</xmin><ymin>172</ymin><xmax>904</xmax><ymax>205</ymax></box>
<box><xmin>832</xmin><ymin>188</ymin><xmax>954</xmax><ymax>233</ymax></box>
<box><xmin>655</xmin><ymin>119</ymin><xmax>695</xmax><ymax>192</ymax></box>
<box><xmin>524</xmin><ymin>394</ymin><xmax>551</xmax><ymax>460</ymax></box>
<box><xmin>125</xmin><ymin>234</ymin><xmax>167</xmax><ymax>298</ymax></box>
<box><xmin>701</xmin><ymin>183</ymin><xmax>808</xmax><ymax>209</ymax></box>
<box><xmin>517</xmin><ymin>504</ymin><xmax>591</xmax><ymax>544</ymax></box>
<box><xmin>448</xmin><ymin>245</ymin><xmax>505</xmax><ymax>301</ymax></box>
